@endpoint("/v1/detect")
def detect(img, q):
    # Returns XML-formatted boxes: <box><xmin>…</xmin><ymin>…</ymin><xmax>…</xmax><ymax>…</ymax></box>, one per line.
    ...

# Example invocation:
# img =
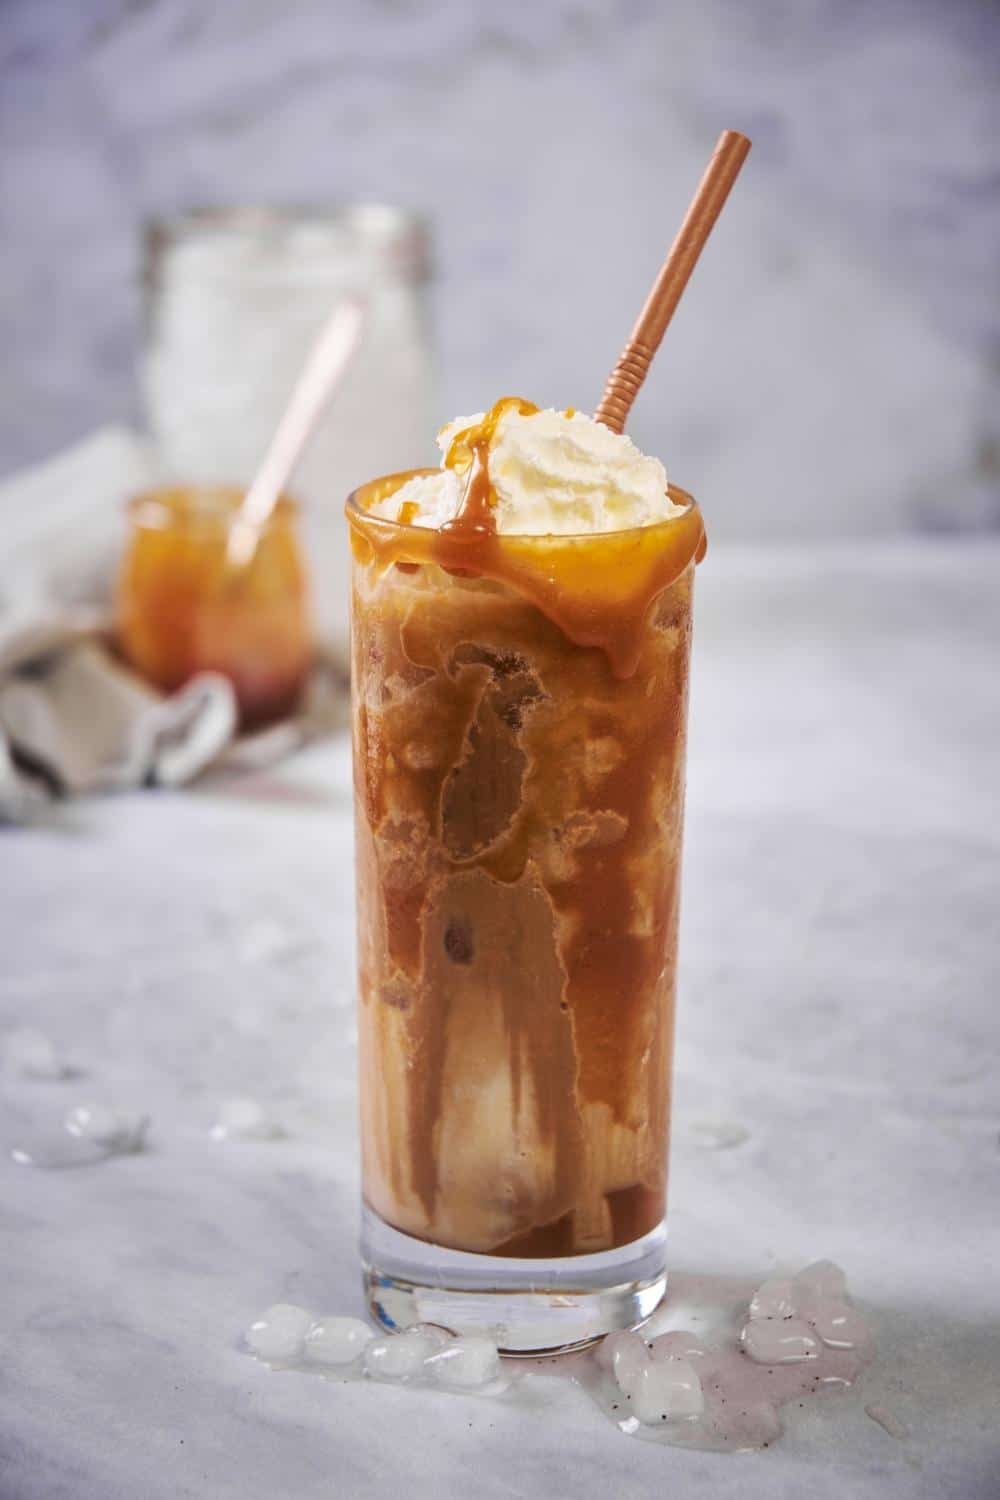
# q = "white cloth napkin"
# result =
<box><xmin>0</xmin><ymin>428</ymin><xmax>344</xmax><ymax>824</ymax></box>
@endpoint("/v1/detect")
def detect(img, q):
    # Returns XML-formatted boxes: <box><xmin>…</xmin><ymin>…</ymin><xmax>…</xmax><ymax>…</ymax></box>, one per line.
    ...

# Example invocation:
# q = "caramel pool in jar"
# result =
<box><xmin>116</xmin><ymin>485</ymin><xmax>312</xmax><ymax>730</ymax></box>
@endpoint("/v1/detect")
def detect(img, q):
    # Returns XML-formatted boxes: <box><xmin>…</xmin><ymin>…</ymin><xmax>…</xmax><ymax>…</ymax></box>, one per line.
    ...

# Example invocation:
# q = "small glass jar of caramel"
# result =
<box><xmin>116</xmin><ymin>485</ymin><xmax>312</xmax><ymax>730</ymax></box>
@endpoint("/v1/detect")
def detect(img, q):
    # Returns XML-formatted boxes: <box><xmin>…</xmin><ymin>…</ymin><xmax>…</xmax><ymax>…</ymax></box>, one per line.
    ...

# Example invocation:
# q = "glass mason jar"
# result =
<box><xmin>346</xmin><ymin>471</ymin><xmax>702</xmax><ymax>1352</ymax></box>
<box><xmin>143</xmin><ymin>206</ymin><xmax>433</xmax><ymax>651</ymax></box>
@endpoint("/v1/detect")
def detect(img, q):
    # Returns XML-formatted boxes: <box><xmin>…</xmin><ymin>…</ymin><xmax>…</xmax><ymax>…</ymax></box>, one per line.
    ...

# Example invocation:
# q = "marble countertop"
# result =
<box><xmin>3</xmin><ymin>541</ymin><xmax>998</xmax><ymax>1499</ymax></box>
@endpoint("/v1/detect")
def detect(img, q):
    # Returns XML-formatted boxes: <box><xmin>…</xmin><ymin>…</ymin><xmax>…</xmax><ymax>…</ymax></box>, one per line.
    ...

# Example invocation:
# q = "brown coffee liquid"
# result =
<box><xmin>348</xmin><ymin>399</ymin><xmax>703</xmax><ymax>1256</ymax></box>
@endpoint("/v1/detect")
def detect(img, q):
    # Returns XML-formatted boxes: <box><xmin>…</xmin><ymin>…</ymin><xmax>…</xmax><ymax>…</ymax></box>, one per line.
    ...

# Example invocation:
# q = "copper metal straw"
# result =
<box><xmin>594</xmin><ymin>129</ymin><xmax>751</xmax><ymax>434</ymax></box>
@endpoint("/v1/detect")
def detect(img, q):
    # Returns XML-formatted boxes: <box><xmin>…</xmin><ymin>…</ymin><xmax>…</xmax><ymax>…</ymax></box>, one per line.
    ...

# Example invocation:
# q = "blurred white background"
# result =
<box><xmin>1</xmin><ymin>0</ymin><xmax>998</xmax><ymax>538</ymax></box>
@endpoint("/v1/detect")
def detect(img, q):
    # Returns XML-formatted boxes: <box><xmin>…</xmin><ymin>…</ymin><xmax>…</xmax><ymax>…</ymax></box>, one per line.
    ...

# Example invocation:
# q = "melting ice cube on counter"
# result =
<box><xmin>741</xmin><ymin>1316</ymin><xmax>821</xmax><ymax>1364</ymax></box>
<box><xmin>5</xmin><ymin>1027</ymin><xmax>70</xmax><ymax>1080</ymax></box>
<box><xmin>631</xmin><ymin>1357</ymin><xmax>704</xmax><ymax>1425</ymax></box>
<box><xmin>647</xmin><ymin>1331</ymin><xmax>710</xmax><ymax>1365</ymax></box>
<box><xmin>595</xmin><ymin>1329</ymin><xmax>649</xmax><ymax>1394</ymax></box>
<box><xmin>748</xmin><ymin>1276</ymin><xmax>800</xmax><ymax>1321</ymax></box>
<box><xmin>427</xmin><ymin>1335</ymin><xmax>500</xmax><ymax>1389</ymax></box>
<box><xmin>364</xmin><ymin>1328</ymin><xmax>441</xmax><ymax>1380</ymax></box>
<box><xmin>64</xmin><ymin>1104</ymin><xmax>148</xmax><ymax>1151</ymax></box>
<box><xmin>303</xmin><ymin>1317</ymin><xmax>375</xmax><ymax>1367</ymax></box>
<box><xmin>806</xmin><ymin>1300</ymin><xmax>869</xmax><ymax>1350</ymax></box>
<box><xmin>246</xmin><ymin>1304</ymin><xmax>314</xmax><ymax>1363</ymax></box>
<box><xmin>795</xmin><ymin>1259</ymin><xmax>848</xmax><ymax>1302</ymax></box>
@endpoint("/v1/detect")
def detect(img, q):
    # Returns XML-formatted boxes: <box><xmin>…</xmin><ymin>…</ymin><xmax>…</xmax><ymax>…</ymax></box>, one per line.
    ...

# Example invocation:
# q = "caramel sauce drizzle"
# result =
<box><xmin>442</xmin><ymin>395</ymin><xmax>539</xmax><ymax>536</ymax></box>
<box><xmin>346</xmin><ymin>396</ymin><xmax>706</xmax><ymax>677</ymax></box>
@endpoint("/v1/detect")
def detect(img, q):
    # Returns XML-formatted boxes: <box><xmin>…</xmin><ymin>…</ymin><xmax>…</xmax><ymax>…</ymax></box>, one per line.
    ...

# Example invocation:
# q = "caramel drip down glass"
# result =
<box><xmin>347</xmin><ymin>472</ymin><xmax>702</xmax><ymax>1352</ymax></box>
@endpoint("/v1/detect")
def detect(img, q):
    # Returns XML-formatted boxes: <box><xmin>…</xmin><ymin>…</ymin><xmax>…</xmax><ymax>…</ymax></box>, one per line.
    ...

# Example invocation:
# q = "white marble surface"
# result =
<box><xmin>2</xmin><ymin>540</ymin><xmax>999</xmax><ymax>1498</ymax></box>
<box><xmin>2</xmin><ymin>0</ymin><xmax>999</xmax><ymax>536</ymax></box>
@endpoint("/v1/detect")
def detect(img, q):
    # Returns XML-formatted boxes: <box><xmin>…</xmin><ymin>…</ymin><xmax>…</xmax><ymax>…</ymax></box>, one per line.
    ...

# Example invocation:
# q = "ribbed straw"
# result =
<box><xmin>594</xmin><ymin>130</ymin><xmax>751</xmax><ymax>434</ymax></box>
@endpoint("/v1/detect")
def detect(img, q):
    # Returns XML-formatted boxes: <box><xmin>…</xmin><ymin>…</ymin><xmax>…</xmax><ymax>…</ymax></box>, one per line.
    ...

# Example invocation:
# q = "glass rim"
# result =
<box><xmin>126</xmin><ymin>484</ymin><xmax>300</xmax><ymax>534</ymax></box>
<box><xmin>345</xmin><ymin>472</ymin><xmax>698</xmax><ymax>545</ymax></box>
<box><xmin>144</xmin><ymin>202</ymin><xmax>431</xmax><ymax>279</ymax></box>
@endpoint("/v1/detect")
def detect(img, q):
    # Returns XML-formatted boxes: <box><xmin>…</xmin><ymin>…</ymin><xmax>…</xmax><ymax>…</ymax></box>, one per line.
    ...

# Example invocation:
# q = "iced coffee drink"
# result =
<box><xmin>347</xmin><ymin>398</ymin><xmax>705</xmax><ymax>1349</ymax></box>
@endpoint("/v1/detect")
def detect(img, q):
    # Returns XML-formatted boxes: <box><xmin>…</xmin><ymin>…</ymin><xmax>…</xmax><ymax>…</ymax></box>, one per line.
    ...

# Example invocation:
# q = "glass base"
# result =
<box><xmin>361</xmin><ymin>1205</ymin><xmax>667</xmax><ymax>1354</ymax></box>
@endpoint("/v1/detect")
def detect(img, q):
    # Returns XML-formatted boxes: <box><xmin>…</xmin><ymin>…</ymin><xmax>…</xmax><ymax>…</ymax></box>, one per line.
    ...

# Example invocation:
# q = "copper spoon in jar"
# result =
<box><xmin>226</xmin><ymin>297</ymin><xmax>366</xmax><ymax>571</ymax></box>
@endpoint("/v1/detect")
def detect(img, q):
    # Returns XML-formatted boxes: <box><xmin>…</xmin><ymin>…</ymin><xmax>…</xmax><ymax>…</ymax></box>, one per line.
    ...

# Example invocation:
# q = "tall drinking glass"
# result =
<box><xmin>346</xmin><ymin>475</ymin><xmax>699</xmax><ymax>1352</ymax></box>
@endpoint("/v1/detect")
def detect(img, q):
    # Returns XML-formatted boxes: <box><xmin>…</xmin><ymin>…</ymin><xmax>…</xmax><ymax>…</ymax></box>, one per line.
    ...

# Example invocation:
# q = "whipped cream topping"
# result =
<box><xmin>370</xmin><ymin>405</ymin><xmax>683</xmax><ymax>535</ymax></box>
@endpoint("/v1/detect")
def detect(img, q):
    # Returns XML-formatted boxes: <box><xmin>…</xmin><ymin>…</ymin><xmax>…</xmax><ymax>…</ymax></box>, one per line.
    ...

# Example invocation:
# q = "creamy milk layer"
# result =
<box><xmin>371</xmin><ymin>406</ymin><xmax>683</xmax><ymax>535</ymax></box>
